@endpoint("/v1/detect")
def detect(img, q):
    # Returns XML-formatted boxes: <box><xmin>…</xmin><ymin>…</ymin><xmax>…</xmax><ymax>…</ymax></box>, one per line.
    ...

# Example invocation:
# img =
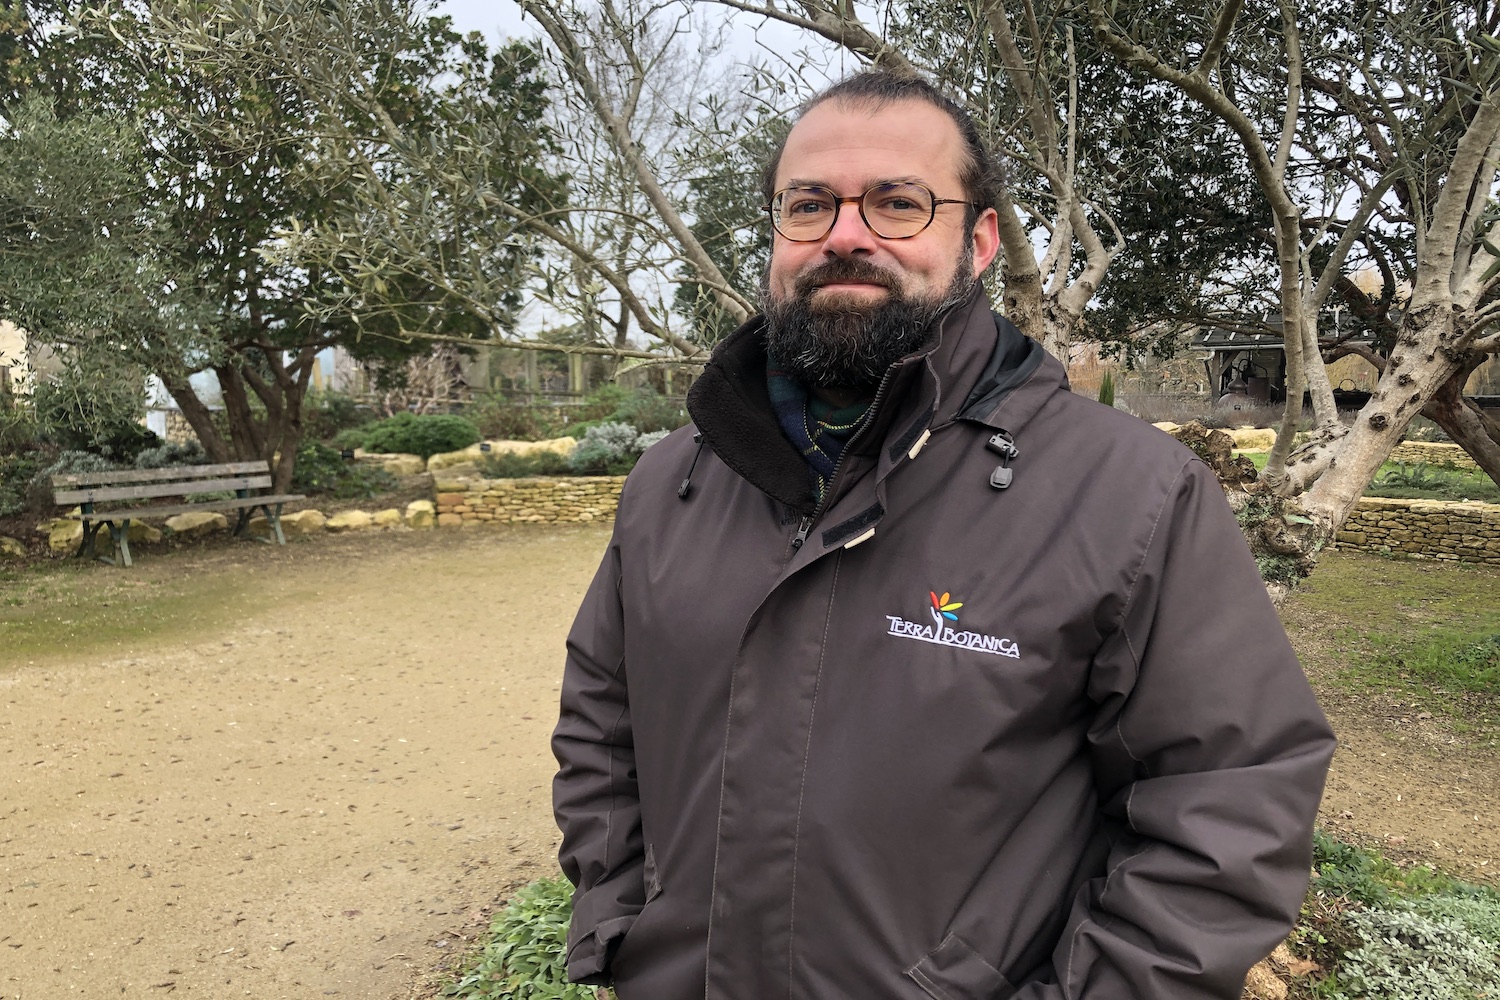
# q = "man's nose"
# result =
<box><xmin>821</xmin><ymin>202</ymin><xmax>878</xmax><ymax>256</ymax></box>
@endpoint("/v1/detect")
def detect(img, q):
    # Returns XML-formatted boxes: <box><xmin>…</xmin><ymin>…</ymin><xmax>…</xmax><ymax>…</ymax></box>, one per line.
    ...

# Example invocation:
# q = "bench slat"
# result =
<box><xmin>54</xmin><ymin>476</ymin><xmax>273</xmax><ymax>506</ymax></box>
<box><xmin>52</xmin><ymin>461</ymin><xmax>271</xmax><ymax>489</ymax></box>
<box><xmin>68</xmin><ymin>494</ymin><xmax>306</xmax><ymax>522</ymax></box>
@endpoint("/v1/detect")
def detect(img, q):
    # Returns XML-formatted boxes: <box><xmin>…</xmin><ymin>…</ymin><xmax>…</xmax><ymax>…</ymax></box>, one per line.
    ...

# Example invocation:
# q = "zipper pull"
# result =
<box><xmin>791</xmin><ymin>515</ymin><xmax>813</xmax><ymax>550</ymax></box>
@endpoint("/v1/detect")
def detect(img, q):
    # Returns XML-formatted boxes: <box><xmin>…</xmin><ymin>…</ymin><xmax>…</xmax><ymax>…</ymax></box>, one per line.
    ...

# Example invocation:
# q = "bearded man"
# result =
<box><xmin>552</xmin><ymin>70</ymin><xmax>1335</xmax><ymax>1000</ymax></box>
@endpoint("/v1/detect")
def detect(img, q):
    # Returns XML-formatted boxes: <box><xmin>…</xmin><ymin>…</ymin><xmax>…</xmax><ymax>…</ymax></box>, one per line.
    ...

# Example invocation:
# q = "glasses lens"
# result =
<box><xmin>773</xmin><ymin>187</ymin><xmax>837</xmax><ymax>240</ymax></box>
<box><xmin>863</xmin><ymin>183</ymin><xmax>934</xmax><ymax>238</ymax></box>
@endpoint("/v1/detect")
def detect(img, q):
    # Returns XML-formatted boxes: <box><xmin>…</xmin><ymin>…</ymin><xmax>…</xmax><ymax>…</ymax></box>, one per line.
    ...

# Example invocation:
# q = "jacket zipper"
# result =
<box><xmin>789</xmin><ymin>363</ymin><xmax>907</xmax><ymax>552</ymax></box>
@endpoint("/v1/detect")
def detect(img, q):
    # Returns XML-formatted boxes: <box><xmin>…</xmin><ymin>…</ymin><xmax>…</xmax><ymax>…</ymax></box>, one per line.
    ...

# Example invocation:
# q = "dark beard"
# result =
<box><xmin>761</xmin><ymin>253</ymin><xmax>976</xmax><ymax>396</ymax></box>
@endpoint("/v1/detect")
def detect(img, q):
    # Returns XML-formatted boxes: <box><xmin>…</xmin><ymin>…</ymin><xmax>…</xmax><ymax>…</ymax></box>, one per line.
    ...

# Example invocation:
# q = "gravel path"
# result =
<box><xmin>0</xmin><ymin>525</ymin><xmax>610</xmax><ymax>998</ymax></box>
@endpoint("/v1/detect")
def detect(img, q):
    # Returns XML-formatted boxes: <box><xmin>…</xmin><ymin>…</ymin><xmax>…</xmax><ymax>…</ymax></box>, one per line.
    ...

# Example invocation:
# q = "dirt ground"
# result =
<box><xmin>0</xmin><ymin>525</ymin><xmax>610</xmax><ymax>999</ymax></box>
<box><xmin>2</xmin><ymin>528</ymin><xmax>1498</xmax><ymax>998</ymax></box>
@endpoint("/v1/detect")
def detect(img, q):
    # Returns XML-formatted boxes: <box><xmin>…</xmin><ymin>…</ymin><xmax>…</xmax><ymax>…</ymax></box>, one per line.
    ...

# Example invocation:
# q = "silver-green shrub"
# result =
<box><xmin>1333</xmin><ymin>905</ymin><xmax>1500</xmax><ymax>1000</ymax></box>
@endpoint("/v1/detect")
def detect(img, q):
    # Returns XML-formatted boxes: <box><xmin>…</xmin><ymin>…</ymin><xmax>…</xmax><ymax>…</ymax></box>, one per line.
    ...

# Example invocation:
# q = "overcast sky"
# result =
<box><xmin>437</xmin><ymin>0</ymin><xmax>533</xmax><ymax>43</ymax></box>
<box><xmin>434</xmin><ymin>0</ymin><xmax>848</xmax><ymax>86</ymax></box>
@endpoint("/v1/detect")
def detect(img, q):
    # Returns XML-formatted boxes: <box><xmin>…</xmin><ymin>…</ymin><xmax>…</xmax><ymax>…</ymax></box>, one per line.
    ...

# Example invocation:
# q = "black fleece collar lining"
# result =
<box><xmin>687</xmin><ymin>318</ymin><xmax>817</xmax><ymax>511</ymax></box>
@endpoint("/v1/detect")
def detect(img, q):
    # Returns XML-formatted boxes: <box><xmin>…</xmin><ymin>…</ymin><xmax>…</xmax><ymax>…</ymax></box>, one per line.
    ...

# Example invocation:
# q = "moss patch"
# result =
<box><xmin>0</xmin><ymin>556</ymin><xmax>311</xmax><ymax>668</ymax></box>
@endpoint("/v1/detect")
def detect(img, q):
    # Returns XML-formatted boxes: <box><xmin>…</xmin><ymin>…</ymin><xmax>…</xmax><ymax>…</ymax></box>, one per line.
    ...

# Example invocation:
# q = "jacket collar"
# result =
<box><xmin>686</xmin><ymin>287</ymin><xmax>1057</xmax><ymax>512</ymax></box>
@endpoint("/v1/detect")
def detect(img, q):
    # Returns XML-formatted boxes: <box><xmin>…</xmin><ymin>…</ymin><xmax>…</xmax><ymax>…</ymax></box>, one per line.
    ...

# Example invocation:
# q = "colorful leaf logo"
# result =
<box><xmin>929</xmin><ymin>590</ymin><xmax>963</xmax><ymax>624</ymax></box>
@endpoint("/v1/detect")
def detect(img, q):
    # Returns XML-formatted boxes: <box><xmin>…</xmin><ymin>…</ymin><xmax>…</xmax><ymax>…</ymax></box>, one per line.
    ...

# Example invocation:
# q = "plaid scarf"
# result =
<box><xmin>766</xmin><ymin>355</ymin><xmax>872</xmax><ymax>503</ymax></box>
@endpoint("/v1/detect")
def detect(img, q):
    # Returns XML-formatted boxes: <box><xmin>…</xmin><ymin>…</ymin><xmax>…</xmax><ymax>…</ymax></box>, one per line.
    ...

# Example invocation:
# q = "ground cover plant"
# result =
<box><xmin>1296</xmin><ymin>832</ymin><xmax>1500</xmax><ymax>999</ymax></box>
<box><xmin>439</xmin><ymin>874</ymin><xmax>603</xmax><ymax>1000</ymax></box>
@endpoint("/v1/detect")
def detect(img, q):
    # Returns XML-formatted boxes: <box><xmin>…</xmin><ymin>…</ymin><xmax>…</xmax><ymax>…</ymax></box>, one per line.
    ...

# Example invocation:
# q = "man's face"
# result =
<box><xmin>762</xmin><ymin>99</ymin><xmax>999</xmax><ymax>393</ymax></box>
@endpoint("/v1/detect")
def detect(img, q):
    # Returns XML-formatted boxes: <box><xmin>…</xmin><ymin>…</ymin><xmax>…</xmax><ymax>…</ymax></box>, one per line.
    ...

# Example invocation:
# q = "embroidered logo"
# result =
<box><xmin>886</xmin><ymin>590</ymin><xmax>1020</xmax><ymax>658</ymax></box>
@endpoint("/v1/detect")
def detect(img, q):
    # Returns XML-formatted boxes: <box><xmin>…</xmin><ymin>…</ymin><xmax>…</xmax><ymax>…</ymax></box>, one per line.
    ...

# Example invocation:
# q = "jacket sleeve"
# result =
<box><xmin>552</xmin><ymin>536</ymin><xmax>645</xmax><ymax>985</ymax></box>
<box><xmin>1016</xmin><ymin>459</ymin><xmax>1336</xmax><ymax>1000</ymax></box>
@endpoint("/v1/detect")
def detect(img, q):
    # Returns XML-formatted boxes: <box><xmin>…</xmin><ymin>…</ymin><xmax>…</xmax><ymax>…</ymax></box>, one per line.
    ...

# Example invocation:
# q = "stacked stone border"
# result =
<box><xmin>1387</xmin><ymin>441</ymin><xmax>1480</xmax><ymax>472</ymax></box>
<box><xmin>13</xmin><ymin>477</ymin><xmax>1497</xmax><ymax>570</ymax></box>
<box><xmin>432</xmin><ymin>476</ymin><xmax>624</xmax><ymax>526</ymax></box>
<box><xmin>1335</xmin><ymin>496</ymin><xmax>1500</xmax><ymax>565</ymax></box>
<box><xmin>425</xmin><ymin>474</ymin><xmax>1500</xmax><ymax>567</ymax></box>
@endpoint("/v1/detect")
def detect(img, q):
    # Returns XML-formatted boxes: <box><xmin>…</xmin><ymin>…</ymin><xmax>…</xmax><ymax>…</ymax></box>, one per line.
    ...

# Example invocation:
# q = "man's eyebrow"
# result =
<box><xmin>782</xmin><ymin>176</ymin><xmax>927</xmax><ymax>190</ymax></box>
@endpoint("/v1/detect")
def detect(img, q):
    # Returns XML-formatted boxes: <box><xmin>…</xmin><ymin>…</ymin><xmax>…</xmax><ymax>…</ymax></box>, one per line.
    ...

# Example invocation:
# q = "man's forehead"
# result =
<box><xmin>777</xmin><ymin>98</ymin><xmax>965</xmax><ymax>189</ymax></box>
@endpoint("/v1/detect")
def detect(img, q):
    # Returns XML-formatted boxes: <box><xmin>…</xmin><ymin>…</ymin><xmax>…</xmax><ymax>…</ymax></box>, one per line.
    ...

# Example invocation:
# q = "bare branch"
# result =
<box><xmin>1196</xmin><ymin>0</ymin><xmax>1245</xmax><ymax>81</ymax></box>
<box><xmin>520</xmin><ymin>0</ymin><xmax>753</xmax><ymax>323</ymax></box>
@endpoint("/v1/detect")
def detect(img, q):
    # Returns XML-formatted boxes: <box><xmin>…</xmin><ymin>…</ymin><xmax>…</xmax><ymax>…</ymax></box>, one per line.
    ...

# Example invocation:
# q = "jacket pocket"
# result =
<box><xmin>906</xmin><ymin>933</ymin><xmax>1016</xmax><ymax>1000</ymax></box>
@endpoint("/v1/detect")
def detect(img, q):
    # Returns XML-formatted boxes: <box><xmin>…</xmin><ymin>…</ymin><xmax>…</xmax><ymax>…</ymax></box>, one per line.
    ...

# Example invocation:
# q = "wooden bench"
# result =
<box><xmin>51</xmin><ymin>461</ymin><xmax>305</xmax><ymax>567</ymax></box>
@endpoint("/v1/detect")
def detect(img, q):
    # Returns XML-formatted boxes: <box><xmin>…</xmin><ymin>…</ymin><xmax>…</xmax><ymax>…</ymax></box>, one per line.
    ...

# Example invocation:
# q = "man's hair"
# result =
<box><xmin>760</xmin><ymin>70</ymin><xmax>1003</xmax><ymax>227</ymax></box>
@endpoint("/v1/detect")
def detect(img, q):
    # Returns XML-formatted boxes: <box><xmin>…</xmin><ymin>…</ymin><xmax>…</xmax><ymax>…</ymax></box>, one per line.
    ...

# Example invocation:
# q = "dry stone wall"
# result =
<box><xmin>1335</xmin><ymin>497</ymin><xmax>1500</xmax><ymax>565</ymax></box>
<box><xmin>433</xmin><ymin>476</ymin><xmax>624</xmax><ymax>526</ymax></box>
<box><xmin>1387</xmin><ymin>441</ymin><xmax>1480</xmax><ymax>471</ymax></box>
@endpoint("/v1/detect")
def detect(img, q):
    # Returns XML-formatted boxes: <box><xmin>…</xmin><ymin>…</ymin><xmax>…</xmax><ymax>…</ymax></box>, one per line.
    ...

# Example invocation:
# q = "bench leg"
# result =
<box><xmin>233</xmin><ymin>507</ymin><xmax>253</xmax><ymax>538</ymax></box>
<box><xmin>106</xmin><ymin>519</ymin><xmax>133</xmax><ymax>568</ymax></box>
<box><xmin>75</xmin><ymin>521</ymin><xmax>105</xmax><ymax>561</ymax></box>
<box><xmin>266</xmin><ymin>503</ymin><xmax>287</xmax><ymax>546</ymax></box>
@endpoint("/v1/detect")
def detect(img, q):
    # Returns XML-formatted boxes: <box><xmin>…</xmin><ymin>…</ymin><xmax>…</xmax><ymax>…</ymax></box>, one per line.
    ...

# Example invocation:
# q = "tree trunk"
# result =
<box><xmin>1421</xmin><ymin>356</ymin><xmax>1500</xmax><ymax>486</ymax></box>
<box><xmin>1297</xmin><ymin>304</ymin><xmax>1465</xmax><ymax>536</ymax></box>
<box><xmin>215</xmin><ymin>363</ymin><xmax>267</xmax><ymax>461</ymax></box>
<box><xmin>156</xmin><ymin>371</ymin><xmax>230</xmax><ymax>462</ymax></box>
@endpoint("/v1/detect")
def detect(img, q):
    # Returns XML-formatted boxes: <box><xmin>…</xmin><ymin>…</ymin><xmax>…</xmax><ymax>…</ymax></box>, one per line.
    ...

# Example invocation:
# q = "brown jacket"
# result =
<box><xmin>553</xmin><ymin>289</ymin><xmax>1334</xmax><ymax>999</ymax></box>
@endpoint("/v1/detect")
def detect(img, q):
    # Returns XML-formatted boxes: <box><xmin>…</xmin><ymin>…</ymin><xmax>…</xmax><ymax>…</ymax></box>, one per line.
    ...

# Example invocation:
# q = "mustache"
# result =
<box><xmin>793</xmin><ymin>259</ymin><xmax>899</xmax><ymax>297</ymax></box>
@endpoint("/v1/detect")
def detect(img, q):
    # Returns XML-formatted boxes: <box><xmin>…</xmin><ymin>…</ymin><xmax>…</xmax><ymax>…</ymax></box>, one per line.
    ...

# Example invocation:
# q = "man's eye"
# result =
<box><xmin>879</xmin><ymin>197</ymin><xmax>922</xmax><ymax>213</ymax></box>
<box><xmin>787</xmin><ymin>197</ymin><xmax>832</xmax><ymax>215</ymax></box>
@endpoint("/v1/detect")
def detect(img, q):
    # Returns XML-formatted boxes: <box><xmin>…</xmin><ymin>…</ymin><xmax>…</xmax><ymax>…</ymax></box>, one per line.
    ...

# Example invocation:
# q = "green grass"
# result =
<box><xmin>1234</xmin><ymin>451</ymin><xmax>1499</xmax><ymax>502</ymax></box>
<box><xmin>1282</xmin><ymin>552</ymin><xmax>1500</xmax><ymax>734</ymax></box>
<box><xmin>0</xmin><ymin>558</ymin><xmax>310</xmax><ymax>667</ymax></box>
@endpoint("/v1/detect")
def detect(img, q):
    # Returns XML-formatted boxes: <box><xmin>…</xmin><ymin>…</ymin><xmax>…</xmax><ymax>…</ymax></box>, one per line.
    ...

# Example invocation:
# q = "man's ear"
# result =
<box><xmin>971</xmin><ymin>207</ymin><xmax>1001</xmax><ymax>277</ymax></box>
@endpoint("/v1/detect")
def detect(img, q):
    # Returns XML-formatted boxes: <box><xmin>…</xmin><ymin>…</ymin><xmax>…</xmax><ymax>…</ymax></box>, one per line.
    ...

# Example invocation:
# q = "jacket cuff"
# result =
<box><xmin>565</xmin><ymin>913</ymin><xmax>637</xmax><ymax>984</ymax></box>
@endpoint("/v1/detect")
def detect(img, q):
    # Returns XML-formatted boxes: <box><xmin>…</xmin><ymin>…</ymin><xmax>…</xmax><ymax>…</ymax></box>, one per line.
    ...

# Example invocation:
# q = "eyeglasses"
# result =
<box><xmin>765</xmin><ymin>182</ymin><xmax>980</xmax><ymax>242</ymax></box>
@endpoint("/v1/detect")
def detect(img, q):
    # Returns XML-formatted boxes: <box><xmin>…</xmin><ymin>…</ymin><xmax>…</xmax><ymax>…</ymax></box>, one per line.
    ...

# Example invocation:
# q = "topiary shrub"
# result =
<box><xmin>361</xmin><ymin>412</ymin><xmax>480</xmax><ymax>459</ymax></box>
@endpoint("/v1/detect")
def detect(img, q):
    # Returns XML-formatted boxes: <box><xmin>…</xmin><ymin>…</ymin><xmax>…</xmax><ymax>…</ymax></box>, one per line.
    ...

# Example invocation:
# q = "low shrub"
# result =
<box><xmin>439</xmin><ymin>875</ymin><xmax>597</xmax><ymax>1000</ymax></box>
<box><xmin>362</xmin><ymin>412</ymin><xmax>480</xmax><ymax>459</ymax></box>
<box><xmin>568</xmin><ymin>421</ymin><xmax>643</xmax><ymax>475</ymax></box>
<box><xmin>465</xmin><ymin>391</ymin><xmax>572</xmax><ymax>442</ymax></box>
<box><xmin>0</xmin><ymin>451</ymin><xmax>47</xmax><ymax>517</ymax></box>
<box><xmin>1331</xmin><ymin>905</ymin><xmax>1500</xmax><ymax>999</ymax></box>
<box><xmin>1300</xmin><ymin>832</ymin><xmax>1500</xmax><ymax>1000</ymax></box>
<box><xmin>562</xmin><ymin>386</ymin><xmax>689</xmax><ymax>440</ymax></box>
<box><xmin>478</xmin><ymin>451</ymin><xmax>573</xmax><ymax>479</ymax></box>
<box><xmin>24</xmin><ymin>450</ymin><xmax>121</xmax><ymax>510</ymax></box>
<box><xmin>0</xmin><ymin>401</ymin><xmax>41</xmax><ymax>454</ymax></box>
<box><xmin>133</xmin><ymin>441</ymin><xmax>206</xmax><ymax>469</ymax></box>
<box><xmin>303</xmin><ymin>391</ymin><xmax>374</xmax><ymax>442</ymax></box>
<box><xmin>331</xmin><ymin>422</ymin><xmax>379</xmax><ymax>451</ymax></box>
<box><xmin>292</xmin><ymin>440</ymin><xmax>397</xmax><ymax>498</ymax></box>
<box><xmin>32</xmin><ymin>374</ymin><xmax>160</xmax><ymax>461</ymax></box>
